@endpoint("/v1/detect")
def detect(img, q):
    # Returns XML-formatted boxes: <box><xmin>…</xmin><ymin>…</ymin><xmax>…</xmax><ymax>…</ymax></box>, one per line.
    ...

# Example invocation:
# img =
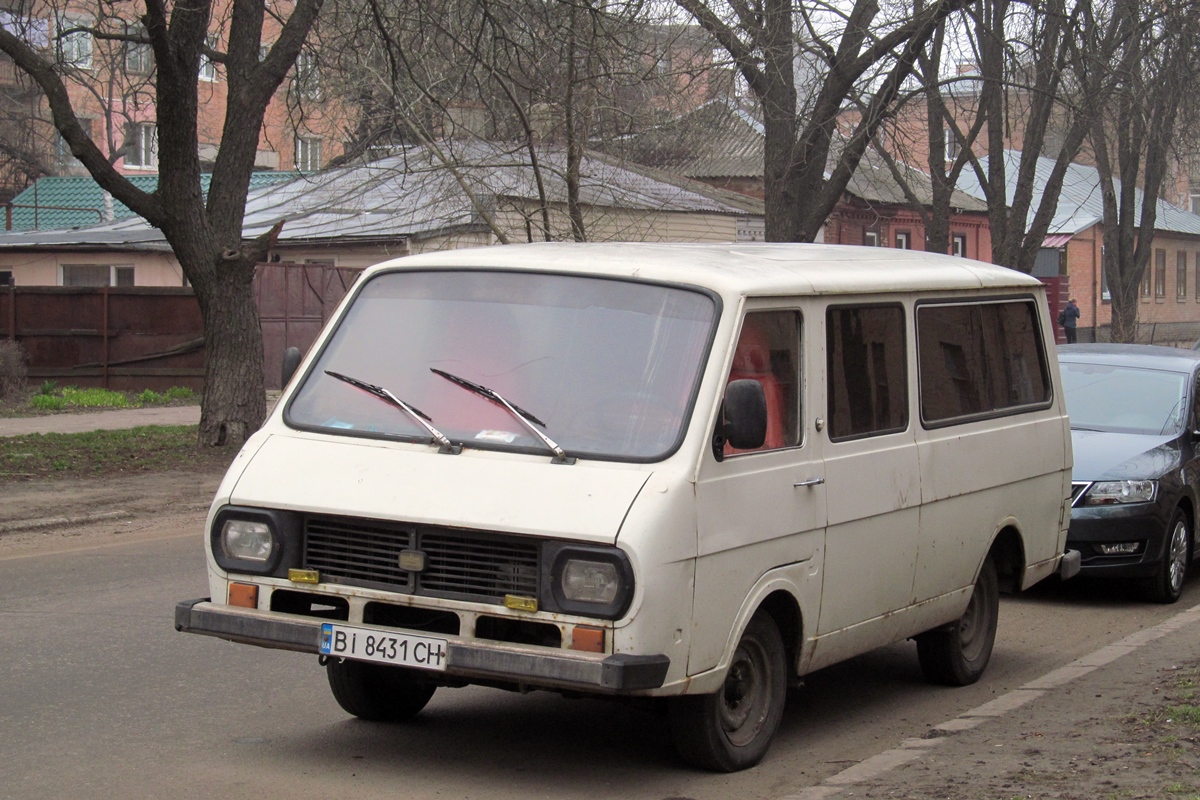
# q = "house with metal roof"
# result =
<box><xmin>0</xmin><ymin>141</ymin><xmax>764</xmax><ymax>288</ymax></box>
<box><xmin>957</xmin><ymin>153</ymin><xmax>1200</xmax><ymax>344</ymax></box>
<box><xmin>2</xmin><ymin>172</ymin><xmax>303</xmax><ymax>232</ymax></box>
<box><xmin>600</xmin><ymin>98</ymin><xmax>993</xmax><ymax>258</ymax></box>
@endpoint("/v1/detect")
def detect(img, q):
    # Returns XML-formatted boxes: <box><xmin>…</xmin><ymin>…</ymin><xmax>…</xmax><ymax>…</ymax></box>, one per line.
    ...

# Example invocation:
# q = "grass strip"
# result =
<box><xmin>0</xmin><ymin>425</ymin><xmax>237</xmax><ymax>481</ymax></box>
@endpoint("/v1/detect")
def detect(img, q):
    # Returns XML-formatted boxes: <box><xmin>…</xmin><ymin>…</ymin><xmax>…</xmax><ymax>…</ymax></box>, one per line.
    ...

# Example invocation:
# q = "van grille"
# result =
<box><xmin>304</xmin><ymin>515</ymin><xmax>539</xmax><ymax>603</ymax></box>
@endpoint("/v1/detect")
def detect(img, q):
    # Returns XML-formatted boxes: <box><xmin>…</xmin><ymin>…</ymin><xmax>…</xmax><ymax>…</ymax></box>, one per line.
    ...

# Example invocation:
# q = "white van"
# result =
<box><xmin>177</xmin><ymin>243</ymin><xmax>1078</xmax><ymax>771</ymax></box>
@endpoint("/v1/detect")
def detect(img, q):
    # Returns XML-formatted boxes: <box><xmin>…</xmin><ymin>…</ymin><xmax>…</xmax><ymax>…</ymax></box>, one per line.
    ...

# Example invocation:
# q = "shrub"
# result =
<box><xmin>138</xmin><ymin>389</ymin><xmax>166</xmax><ymax>405</ymax></box>
<box><xmin>165</xmin><ymin>386</ymin><xmax>196</xmax><ymax>400</ymax></box>
<box><xmin>0</xmin><ymin>339</ymin><xmax>28</xmax><ymax>402</ymax></box>
<box><xmin>59</xmin><ymin>387</ymin><xmax>129</xmax><ymax>408</ymax></box>
<box><xmin>30</xmin><ymin>394</ymin><xmax>67</xmax><ymax>410</ymax></box>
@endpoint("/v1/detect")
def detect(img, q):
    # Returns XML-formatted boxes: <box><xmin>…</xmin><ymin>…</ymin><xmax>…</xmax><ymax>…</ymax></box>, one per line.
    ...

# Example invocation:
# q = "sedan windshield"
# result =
<box><xmin>285</xmin><ymin>270</ymin><xmax>716</xmax><ymax>461</ymax></box>
<box><xmin>1060</xmin><ymin>361</ymin><xmax>1190</xmax><ymax>435</ymax></box>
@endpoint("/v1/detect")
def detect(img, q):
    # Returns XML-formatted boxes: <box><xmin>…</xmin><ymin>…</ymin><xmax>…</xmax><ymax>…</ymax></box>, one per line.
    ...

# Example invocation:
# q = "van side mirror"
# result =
<box><xmin>715</xmin><ymin>379</ymin><xmax>767</xmax><ymax>458</ymax></box>
<box><xmin>281</xmin><ymin>346</ymin><xmax>303</xmax><ymax>388</ymax></box>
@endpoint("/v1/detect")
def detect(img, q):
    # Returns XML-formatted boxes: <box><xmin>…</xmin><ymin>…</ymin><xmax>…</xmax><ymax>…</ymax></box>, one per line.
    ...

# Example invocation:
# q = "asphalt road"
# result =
<box><xmin>2</xmin><ymin>514</ymin><xmax>1198</xmax><ymax>800</ymax></box>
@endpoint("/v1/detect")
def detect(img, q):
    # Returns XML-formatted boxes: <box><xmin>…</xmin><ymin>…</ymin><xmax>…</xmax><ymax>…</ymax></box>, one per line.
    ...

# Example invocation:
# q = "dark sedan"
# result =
<box><xmin>1059</xmin><ymin>344</ymin><xmax>1200</xmax><ymax>603</ymax></box>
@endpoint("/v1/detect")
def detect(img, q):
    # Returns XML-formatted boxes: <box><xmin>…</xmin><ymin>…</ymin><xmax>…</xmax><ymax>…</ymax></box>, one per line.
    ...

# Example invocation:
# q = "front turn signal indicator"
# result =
<box><xmin>228</xmin><ymin>582</ymin><xmax>259</xmax><ymax>609</ymax></box>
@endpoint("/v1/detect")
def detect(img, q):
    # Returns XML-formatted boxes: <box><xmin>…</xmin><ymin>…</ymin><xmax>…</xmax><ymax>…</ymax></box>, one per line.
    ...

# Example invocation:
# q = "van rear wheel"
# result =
<box><xmin>325</xmin><ymin>657</ymin><xmax>437</xmax><ymax>721</ymax></box>
<box><xmin>916</xmin><ymin>554</ymin><xmax>998</xmax><ymax>686</ymax></box>
<box><xmin>669</xmin><ymin>612</ymin><xmax>787</xmax><ymax>772</ymax></box>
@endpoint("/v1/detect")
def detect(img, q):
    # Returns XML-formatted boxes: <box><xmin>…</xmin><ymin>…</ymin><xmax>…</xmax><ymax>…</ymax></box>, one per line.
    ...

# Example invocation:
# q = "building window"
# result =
<box><xmin>56</xmin><ymin>117</ymin><xmax>92</xmax><ymax>167</ymax></box>
<box><xmin>1192</xmin><ymin>189</ymin><xmax>1200</xmax><ymax>215</ymax></box>
<box><xmin>944</xmin><ymin>128</ymin><xmax>959</xmax><ymax>161</ymax></box>
<box><xmin>61</xmin><ymin>265</ymin><xmax>134</xmax><ymax>287</ymax></box>
<box><xmin>952</xmin><ymin>233</ymin><xmax>967</xmax><ymax>257</ymax></box>
<box><xmin>292</xmin><ymin>49</ymin><xmax>320</xmax><ymax>99</ymax></box>
<box><xmin>1155</xmin><ymin>249</ymin><xmax>1166</xmax><ymax>298</ymax></box>
<box><xmin>864</xmin><ymin>230</ymin><xmax>880</xmax><ymax>247</ymax></box>
<box><xmin>1100</xmin><ymin>245</ymin><xmax>1110</xmax><ymax>301</ymax></box>
<box><xmin>1196</xmin><ymin>253</ymin><xmax>1200</xmax><ymax>301</ymax></box>
<box><xmin>294</xmin><ymin>136</ymin><xmax>321</xmax><ymax>171</ymax></box>
<box><xmin>56</xmin><ymin>13</ymin><xmax>93</xmax><ymax>69</ymax></box>
<box><xmin>1178</xmin><ymin>251</ymin><xmax>1188</xmax><ymax>300</ymax></box>
<box><xmin>125</xmin><ymin>24</ymin><xmax>153</xmax><ymax>75</ymax></box>
<box><xmin>895</xmin><ymin>231</ymin><xmax>911</xmax><ymax>249</ymax></box>
<box><xmin>1142</xmin><ymin>263</ymin><xmax>1152</xmax><ymax>298</ymax></box>
<box><xmin>0</xmin><ymin>270</ymin><xmax>12</xmax><ymax>287</ymax></box>
<box><xmin>124</xmin><ymin>123</ymin><xmax>158</xmax><ymax>168</ymax></box>
<box><xmin>199</xmin><ymin>33</ymin><xmax>219</xmax><ymax>81</ymax></box>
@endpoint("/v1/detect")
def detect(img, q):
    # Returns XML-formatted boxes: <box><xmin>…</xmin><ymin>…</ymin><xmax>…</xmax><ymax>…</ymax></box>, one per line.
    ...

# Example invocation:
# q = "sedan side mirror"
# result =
<box><xmin>713</xmin><ymin>379</ymin><xmax>767</xmax><ymax>460</ymax></box>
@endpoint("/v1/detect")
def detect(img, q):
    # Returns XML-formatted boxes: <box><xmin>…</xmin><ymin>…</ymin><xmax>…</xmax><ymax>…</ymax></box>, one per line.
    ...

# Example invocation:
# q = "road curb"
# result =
<box><xmin>782</xmin><ymin>601</ymin><xmax>1200</xmax><ymax>800</ymax></box>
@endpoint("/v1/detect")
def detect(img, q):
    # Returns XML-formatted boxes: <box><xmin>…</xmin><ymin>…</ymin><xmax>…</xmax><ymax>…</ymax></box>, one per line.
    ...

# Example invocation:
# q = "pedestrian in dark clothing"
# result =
<box><xmin>1061</xmin><ymin>298</ymin><xmax>1080</xmax><ymax>343</ymax></box>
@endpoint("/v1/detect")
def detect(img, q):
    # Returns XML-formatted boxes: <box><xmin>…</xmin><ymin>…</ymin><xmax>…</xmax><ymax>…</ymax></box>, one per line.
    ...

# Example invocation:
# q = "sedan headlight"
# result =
<box><xmin>1084</xmin><ymin>480</ymin><xmax>1157</xmax><ymax>505</ymax></box>
<box><xmin>222</xmin><ymin>519</ymin><xmax>275</xmax><ymax>561</ymax></box>
<box><xmin>547</xmin><ymin>545</ymin><xmax>634</xmax><ymax>619</ymax></box>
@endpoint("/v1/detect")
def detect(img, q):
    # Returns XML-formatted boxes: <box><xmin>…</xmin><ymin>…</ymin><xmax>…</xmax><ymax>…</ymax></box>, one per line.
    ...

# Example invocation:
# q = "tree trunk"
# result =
<box><xmin>193</xmin><ymin>262</ymin><xmax>266</xmax><ymax>447</ymax></box>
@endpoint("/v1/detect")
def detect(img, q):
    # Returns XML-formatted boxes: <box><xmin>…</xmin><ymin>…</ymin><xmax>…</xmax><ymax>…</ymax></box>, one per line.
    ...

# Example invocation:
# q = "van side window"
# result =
<box><xmin>826</xmin><ymin>304</ymin><xmax>908</xmax><ymax>440</ymax></box>
<box><xmin>917</xmin><ymin>299</ymin><xmax>1050</xmax><ymax>425</ymax></box>
<box><xmin>726</xmin><ymin>311</ymin><xmax>801</xmax><ymax>454</ymax></box>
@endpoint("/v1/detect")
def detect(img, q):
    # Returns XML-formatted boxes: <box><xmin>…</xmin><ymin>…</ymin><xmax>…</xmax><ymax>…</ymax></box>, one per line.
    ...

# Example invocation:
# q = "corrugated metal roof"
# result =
<box><xmin>955</xmin><ymin>152</ymin><xmax>1200</xmax><ymax>237</ymax></box>
<box><xmin>599</xmin><ymin>99</ymin><xmax>987</xmax><ymax>212</ymax></box>
<box><xmin>5</xmin><ymin>172</ymin><xmax>303</xmax><ymax>231</ymax></box>
<box><xmin>0</xmin><ymin>142</ymin><xmax>763</xmax><ymax>250</ymax></box>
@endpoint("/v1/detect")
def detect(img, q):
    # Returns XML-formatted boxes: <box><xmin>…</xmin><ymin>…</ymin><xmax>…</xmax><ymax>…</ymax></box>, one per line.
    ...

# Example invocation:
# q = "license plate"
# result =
<box><xmin>319</xmin><ymin>623</ymin><xmax>448</xmax><ymax>671</ymax></box>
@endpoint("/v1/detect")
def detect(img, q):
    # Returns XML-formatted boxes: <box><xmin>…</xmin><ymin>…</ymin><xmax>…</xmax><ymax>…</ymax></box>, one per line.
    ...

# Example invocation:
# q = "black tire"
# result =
<box><xmin>669</xmin><ymin>612</ymin><xmax>787</xmax><ymax>772</ymax></box>
<box><xmin>1145</xmin><ymin>509</ymin><xmax>1190</xmax><ymax>604</ymax></box>
<box><xmin>917</xmin><ymin>554</ymin><xmax>999</xmax><ymax>686</ymax></box>
<box><xmin>325</xmin><ymin>658</ymin><xmax>437</xmax><ymax>721</ymax></box>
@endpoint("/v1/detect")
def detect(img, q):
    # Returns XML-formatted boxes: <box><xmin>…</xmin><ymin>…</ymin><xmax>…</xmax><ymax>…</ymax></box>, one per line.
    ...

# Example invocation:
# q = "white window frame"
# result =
<box><xmin>944</xmin><ymin>128</ymin><xmax>959</xmax><ymax>161</ymax></box>
<box><xmin>864</xmin><ymin>230</ymin><xmax>880</xmax><ymax>247</ymax></box>
<box><xmin>294</xmin><ymin>135</ymin><xmax>321</xmax><ymax>171</ymax></box>
<box><xmin>57</xmin><ymin>13</ymin><xmax>93</xmax><ymax>69</ymax></box>
<box><xmin>60</xmin><ymin>264</ymin><xmax>134</xmax><ymax>287</ymax></box>
<box><xmin>895</xmin><ymin>231</ymin><xmax>911</xmax><ymax>250</ymax></box>
<box><xmin>125</xmin><ymin>24</ymin><xmax>153</xmax><ymax>75</ymax></box>
<box><xmin>292</xmin><ymin>49</ymin><xmax>321</xmax><ymax>99</ymax></box>
<box><xmin>125</xmin><ymin>122</ymin><xmax>158</xmax><ymax>168</ymax></box>
<box><xmin>199</xmin><ymin>33</ymin><xmax>219</xmax><ymax>82</ymax></box>
<box><xmin>952</xmin><ymin>233</ymin><xmax>967</xmax><ymax>257</ymax></box>
<box><xmin>1101</xmin><ymin>245</ymin><xmax>1111</xmax><ymax>301</ymax></box>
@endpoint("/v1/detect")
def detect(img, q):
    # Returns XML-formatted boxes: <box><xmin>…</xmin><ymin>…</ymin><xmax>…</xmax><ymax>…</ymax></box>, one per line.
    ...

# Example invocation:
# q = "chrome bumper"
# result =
<box><xmin>175</xmin><ymin>598</ymin><xmax>670</xmax><ymax>693</ymax></box>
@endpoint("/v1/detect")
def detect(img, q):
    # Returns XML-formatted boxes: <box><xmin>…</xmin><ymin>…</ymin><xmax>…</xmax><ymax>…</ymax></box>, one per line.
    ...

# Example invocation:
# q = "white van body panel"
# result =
<box><xmin>228</xmin><ymin>431</ymin><xmax>651</xmax><ymax>543</ymax></box>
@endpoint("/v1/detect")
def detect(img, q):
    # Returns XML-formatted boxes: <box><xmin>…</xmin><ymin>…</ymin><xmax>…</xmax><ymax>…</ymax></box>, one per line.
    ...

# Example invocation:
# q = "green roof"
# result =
<box><xmin>5</xmin><ymin>172</ymin><xmax>302</xmax><ymax>231</ymax></box>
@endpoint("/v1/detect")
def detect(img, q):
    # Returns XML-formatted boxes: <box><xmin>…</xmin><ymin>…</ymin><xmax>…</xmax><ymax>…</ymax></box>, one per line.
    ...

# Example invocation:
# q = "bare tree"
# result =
<box><xmin>0</xmin><ymin>0</ymin><xmax>324</xmax><ymax>446</ymax></box>
<box><xmin>319</xmin><ymin>0</ymin><xmax>708</xmax><ymax>242</ymax></box>
<box><xmin>1089</xmin><ymin>0</ymin><xmax>1200</xmax><ymax>342</ymax></box>
<box><xmin>673</xmin><ymin>0</ymin><xmax>975</xmax><ymax>242</ymax></box>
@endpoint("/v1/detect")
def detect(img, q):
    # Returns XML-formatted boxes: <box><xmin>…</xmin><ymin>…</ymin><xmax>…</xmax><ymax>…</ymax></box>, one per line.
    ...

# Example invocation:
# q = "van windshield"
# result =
<box><xmin>285</xmin><ymin>270</ymin><xmax>717</xmax><ymax>461</ymax></box>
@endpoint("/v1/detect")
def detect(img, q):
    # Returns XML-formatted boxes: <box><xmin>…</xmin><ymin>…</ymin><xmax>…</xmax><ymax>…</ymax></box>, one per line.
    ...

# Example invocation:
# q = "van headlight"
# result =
<box><xmin>1084</xmin><ymin>480</ymin><xmax>1157</xmax><ymax>505</ymax></box>
<box><xmin>209</xmin><ymin>507</ymin><xmax>299</xmax><ymax>575</ymax></box>
<box><xmin>222</xmin><ymin>519</ymin><xmax>274</xmax><ymax>561</ymax></box>
<box><xmin>547</xmin><ymin>545</ymin><xmax>634</xmax><ymax>619</ymax></box>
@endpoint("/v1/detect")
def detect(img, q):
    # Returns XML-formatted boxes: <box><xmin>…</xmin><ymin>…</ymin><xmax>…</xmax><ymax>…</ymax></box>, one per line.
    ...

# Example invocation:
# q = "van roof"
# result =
<box><xmin>373</xmin><ymin>242</ymin><xmax>1042</xmax><ymax>297</ymax></box>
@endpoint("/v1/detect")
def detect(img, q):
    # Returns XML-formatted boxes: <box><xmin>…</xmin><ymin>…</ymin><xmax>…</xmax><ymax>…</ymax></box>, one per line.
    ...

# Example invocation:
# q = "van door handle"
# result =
<box><xmin>794</xmin><ymin>477</ymin><xmax>825</xmax><ymax>487</ymax></box>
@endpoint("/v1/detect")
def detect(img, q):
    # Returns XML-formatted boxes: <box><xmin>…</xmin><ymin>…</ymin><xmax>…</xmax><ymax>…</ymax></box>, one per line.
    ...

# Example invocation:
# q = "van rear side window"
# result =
<box><xmin>917</xmin><ymin>299</ymin><xmax>1050</xmax><ymax>425</ymax></box>
<box><xmin>826</xmin><ymin>304</ymin><xmax>908</xmax><ymax>441</ymax></box>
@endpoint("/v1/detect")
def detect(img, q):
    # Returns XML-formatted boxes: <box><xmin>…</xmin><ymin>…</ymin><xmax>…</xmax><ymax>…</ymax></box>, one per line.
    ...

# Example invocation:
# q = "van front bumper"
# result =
<box><xmin>175</xmin><ymin>598</ymin><xmax>670</xmax><ymax>693</ymax></box>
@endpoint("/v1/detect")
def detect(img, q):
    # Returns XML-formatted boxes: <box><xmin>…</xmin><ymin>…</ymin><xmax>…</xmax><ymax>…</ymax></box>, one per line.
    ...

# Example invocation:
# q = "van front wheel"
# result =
<box><xmin>325</xmin><ymin>657</ymin><xmax>437</xmax><ymax>721</ymax></box>
<box><xmin>916</xmin><ymin>554</ymin><xmax>998</xmax><ymax>686</ymax></box>
<box><xmin>669</xmin><ymin>612</ymin><xmax>787</xmax><ymax>772</ymax></box>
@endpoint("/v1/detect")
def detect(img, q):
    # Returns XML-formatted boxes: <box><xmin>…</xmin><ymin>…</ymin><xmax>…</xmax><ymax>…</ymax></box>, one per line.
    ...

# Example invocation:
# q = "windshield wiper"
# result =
<box><xmin>430</xmin><ymin>368</ymin><xmax>573</xmax><ymax>464</ymax></box>
<box><xmin>325</xmin><ymin>370</ymin><xmax>460</xmax><ymax>454</ymax></box>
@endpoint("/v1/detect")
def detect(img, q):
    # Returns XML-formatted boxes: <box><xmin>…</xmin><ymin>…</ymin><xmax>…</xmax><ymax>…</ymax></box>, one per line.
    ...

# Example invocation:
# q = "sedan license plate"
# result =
<box><xmin>319</xmin><ymin>623</ymin><xmax>448</xmax><ymax>671</ymax></box>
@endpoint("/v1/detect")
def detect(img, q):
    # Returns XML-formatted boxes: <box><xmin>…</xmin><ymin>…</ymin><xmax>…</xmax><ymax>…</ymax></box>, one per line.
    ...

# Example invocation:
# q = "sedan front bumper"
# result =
<box><xmin>1067</xmin><ymin>504</ymin><xmax>1171</xmax><ymax>579</ymax></box>
<box><xmin>175</xmin><ymin>598</ymin><xmax>670</xmax><ymax>693</ymax></box>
